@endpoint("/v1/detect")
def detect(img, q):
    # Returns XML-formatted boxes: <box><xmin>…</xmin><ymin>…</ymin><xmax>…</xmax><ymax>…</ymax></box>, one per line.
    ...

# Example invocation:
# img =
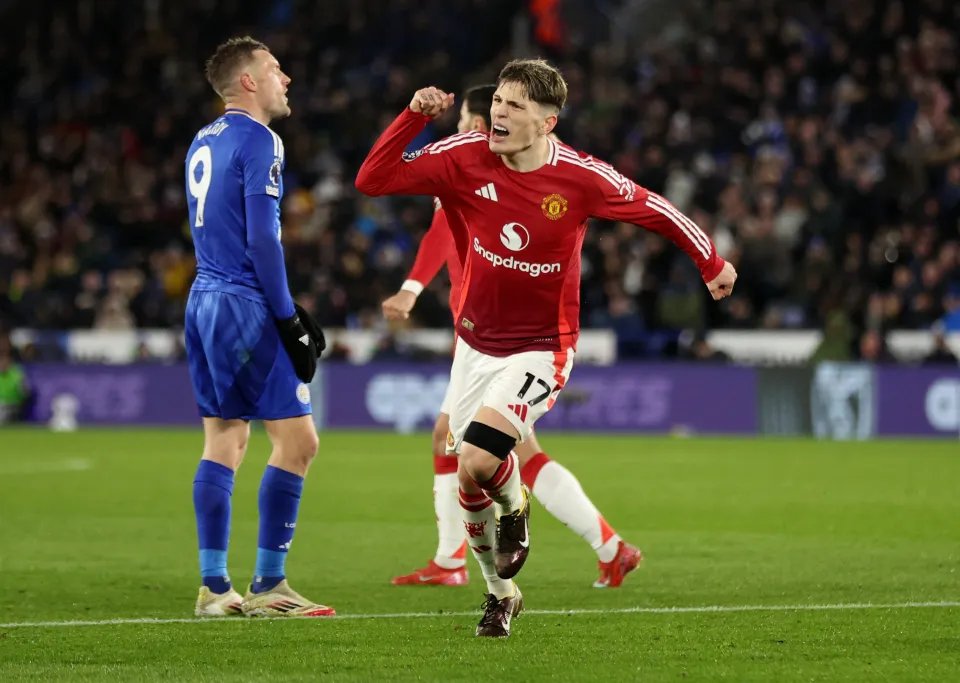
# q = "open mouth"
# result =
<box><xmin>491</xmin><ymin>124</ymin><xmax>510</xmax><ymax>142</ymax></box>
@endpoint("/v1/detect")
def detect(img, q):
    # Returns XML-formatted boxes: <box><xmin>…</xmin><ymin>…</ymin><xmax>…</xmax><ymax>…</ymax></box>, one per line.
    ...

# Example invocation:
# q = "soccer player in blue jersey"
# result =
<box><xmin>184</xmin><ymin>37</ymin><xmax>333</xmax><ymax>618</ymax></box>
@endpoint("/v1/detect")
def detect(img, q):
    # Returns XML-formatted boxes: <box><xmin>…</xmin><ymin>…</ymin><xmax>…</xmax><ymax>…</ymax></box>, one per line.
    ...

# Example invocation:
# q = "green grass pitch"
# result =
<box><xmin>0</xmin><ymin>428</ymin><xmax>958</xmax><ymax>682</ymax></box>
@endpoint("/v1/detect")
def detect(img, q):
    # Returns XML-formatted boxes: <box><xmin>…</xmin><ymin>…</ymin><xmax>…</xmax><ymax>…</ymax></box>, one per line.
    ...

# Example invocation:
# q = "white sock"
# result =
<box><xmin>459</xmin><ymin>487</ymin><xmax>515</xmax><ymax>599</ymax></box>
<box><xmin>524</xmin><ymin>454</ymin><xmax>622</xmax><ymax>563</ymax></box>
<box><xmin>433</xmin><ymin>472</ymin><xmax>466</xmax><ymax>569</ymax></box>
<box><xmin>478</xmin><ymin>452</ymin><xmax>524</xmax><ymax>516</ymax></box>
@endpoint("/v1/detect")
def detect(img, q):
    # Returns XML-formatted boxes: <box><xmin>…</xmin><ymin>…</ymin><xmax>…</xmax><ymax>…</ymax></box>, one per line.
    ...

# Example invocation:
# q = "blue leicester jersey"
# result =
<box><xmin>185</xmin><ymin>109</ymin><xmax>285</xmax><ymax>304</ymax></box>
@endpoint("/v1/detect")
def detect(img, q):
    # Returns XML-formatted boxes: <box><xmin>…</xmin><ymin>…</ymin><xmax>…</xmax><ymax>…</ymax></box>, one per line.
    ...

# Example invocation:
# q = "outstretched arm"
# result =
<box><xmin>584</xmin><ymin>155</ymin><xmax>733</xmax><ymax>294</ymax></box>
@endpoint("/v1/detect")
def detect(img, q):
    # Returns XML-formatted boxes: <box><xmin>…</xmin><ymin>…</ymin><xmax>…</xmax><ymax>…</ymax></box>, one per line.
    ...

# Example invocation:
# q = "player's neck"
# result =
<box><xmin>500</xmin><ymin>137</ymin><xmax>551</xmax><ymax>173</ymax></box>
<box><xmin>223</xmin><ymin>99</ymin><xmax>271</xmax><ymax>126</ymax></box>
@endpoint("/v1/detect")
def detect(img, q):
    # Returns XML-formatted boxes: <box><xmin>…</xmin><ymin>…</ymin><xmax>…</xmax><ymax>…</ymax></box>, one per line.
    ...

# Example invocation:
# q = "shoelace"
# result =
<box><xmin>477</xmin><ymin>594</ymin><xmax>504</xmax><ymax>627</ymax></box>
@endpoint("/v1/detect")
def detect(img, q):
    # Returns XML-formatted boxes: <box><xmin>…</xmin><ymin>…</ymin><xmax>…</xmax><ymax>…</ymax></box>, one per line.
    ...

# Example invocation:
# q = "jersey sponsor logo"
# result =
<box><xmin>269</xmin><ymin>160</ymin><xmax>282</xmax><ymax>185</ymax></box>
<box><xmin>500</xmin><ymin>222</ymin><xmax>530</xmax><ymax>252</ymax></box>
<box><xmin>541</xmin><ymin>193</ymin><xmax>568</xmax><ymax>220</ymax></box>
<box><xmin>473</xmin><ymin>237</ymin><xmax>560</xmax><ymax>277</ymax></box>
<box><xmin>296</xmin><ymin>383</ymin><xmax>310</xmax><ymax>405</ymax></box>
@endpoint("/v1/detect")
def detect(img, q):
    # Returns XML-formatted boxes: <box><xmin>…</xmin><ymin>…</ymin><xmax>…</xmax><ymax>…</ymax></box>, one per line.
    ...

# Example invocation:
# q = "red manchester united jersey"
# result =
<box><xmin>403</xmin><ymin>198</ymin><xmax>463</xmax><ymax>318</ymax></box>
<box><xmin>357</xmin><ymin>108</ymin><xmax>724</xmax><ymax>357</ymax></box>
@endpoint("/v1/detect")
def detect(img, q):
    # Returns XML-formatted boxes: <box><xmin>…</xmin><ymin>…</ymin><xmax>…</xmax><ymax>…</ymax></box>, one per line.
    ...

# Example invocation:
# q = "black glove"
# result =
<box><xmin>277</xmin><ymin>311</ymin><xmax>317</xmax><ymax>383</ymax></box>
<box><xmin>294</xmin><ymin>303</ymin><xmax>326</xmax><ymax>356</ymax></box>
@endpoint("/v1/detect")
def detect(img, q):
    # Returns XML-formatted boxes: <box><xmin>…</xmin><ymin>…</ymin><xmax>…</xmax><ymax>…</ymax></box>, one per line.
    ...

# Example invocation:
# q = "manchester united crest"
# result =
<box><xmin>541</xmin><ymin>193</ymin><xmax>568</xmax><ymax>220</ymax></box>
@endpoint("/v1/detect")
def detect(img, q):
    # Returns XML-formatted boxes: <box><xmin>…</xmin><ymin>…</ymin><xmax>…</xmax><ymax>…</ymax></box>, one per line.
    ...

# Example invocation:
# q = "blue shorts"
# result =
<box><xmin>185</xmin><ymin>290</ymin><xmax>312</xmax><ymax>421</ymax></box>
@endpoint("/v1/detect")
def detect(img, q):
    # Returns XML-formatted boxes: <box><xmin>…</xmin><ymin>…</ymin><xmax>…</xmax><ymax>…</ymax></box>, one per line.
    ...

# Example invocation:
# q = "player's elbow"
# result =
<box><xmin>354</xmin><ymin>167</ymin><xmax>384</xmax><ymax>196</ymax></box>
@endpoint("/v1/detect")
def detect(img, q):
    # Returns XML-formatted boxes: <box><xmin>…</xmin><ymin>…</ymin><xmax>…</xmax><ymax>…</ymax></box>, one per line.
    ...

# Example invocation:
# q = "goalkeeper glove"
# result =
<box><xmin>277</xmin><ymin>311</ymin><xmax>317</xmax><ymax>383</ymax></box>
<box><xmin>294</xmin><ymin>303</ymin><xmax>326</xmax><ymax>356</ymax></box>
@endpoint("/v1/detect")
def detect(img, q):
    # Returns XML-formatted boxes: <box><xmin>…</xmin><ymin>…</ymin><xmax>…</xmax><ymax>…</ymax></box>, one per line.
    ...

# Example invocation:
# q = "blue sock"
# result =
<box><xmin>193</xmin><ymin>460</ymin><xmax>235</xmax><ymax>594</ymax></box>
<box><xmin>252</xmin><ymin>465</ymin><xmax>304</xmax><ymax>594</ymax></box>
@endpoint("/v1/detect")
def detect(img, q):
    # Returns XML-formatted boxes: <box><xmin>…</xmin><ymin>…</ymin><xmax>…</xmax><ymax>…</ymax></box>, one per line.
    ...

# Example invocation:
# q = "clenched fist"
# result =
<box><xmin>706</xmin><ymin>261</ymin><xmax>737</xmax><ymax>301</ymax></box>
<box><xmin>382</xmin><ymin>289</ymin><xmax>418</xmax><ymax>321</ymax></box>
<box><xmin>409</xmin><ymin>87</ymin><xmax>455</xmax><ymax>119</ymax></box>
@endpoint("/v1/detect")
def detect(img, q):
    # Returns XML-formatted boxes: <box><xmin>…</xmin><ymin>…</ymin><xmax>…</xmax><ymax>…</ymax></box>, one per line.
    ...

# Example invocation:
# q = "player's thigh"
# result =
<box><xmin>480</xmin><ymin>348</ymin><xmax>575</xmax><ymax>444</ymax></box>
<box><xmin>446</xmin><ymin>337</ymin><xmax>499</xmax><ymax>455</ymax></box>
<box><xmin>201</xmin><ymin>416</ymin><xmax>251</xmax><ymax>470</ymax></box>
<box><xmin>184</xmin><ymin>291</ymin><xmax>220</xmax><ymax>419</ymax></box>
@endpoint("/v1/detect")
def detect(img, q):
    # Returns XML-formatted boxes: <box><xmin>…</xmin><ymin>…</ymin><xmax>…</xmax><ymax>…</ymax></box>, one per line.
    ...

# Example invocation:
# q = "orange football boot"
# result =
<box><xmin>391</xmin><ymin>560</ymin><xmax>469</xmax><ymax>586</ymax></box>
<box><xmin>594</xmin><ymin>541</ymin><xmax>643</xmax><ymax>588</ymax></box>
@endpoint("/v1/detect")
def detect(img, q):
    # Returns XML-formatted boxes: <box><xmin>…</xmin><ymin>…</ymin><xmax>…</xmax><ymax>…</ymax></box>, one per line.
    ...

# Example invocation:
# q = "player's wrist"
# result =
<box><xmin>276</xmin><ymin>312</ymin><xmax>303</xmax><ymax>333</ymax></box>
<box><xmin>400</xmin><ymin>280</ymin><xmax>424</xmax><ymax>296</ymax></box>
<box><xmin>701</xmin><ymin>254</ymin><xmax>725</xmax><ymax>283</ymax></box>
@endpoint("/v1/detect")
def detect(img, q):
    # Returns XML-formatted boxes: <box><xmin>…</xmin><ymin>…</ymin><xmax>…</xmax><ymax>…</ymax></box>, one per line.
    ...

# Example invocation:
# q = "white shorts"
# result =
<box><xmin>445</xmin><ymin>337</ymin><xmax>574</xmax><ymax>455</ymax></box>
<box><xmin>440</xmin><ymin>377</ymin><xmax>454</xmax><ymax>416</ymax></box>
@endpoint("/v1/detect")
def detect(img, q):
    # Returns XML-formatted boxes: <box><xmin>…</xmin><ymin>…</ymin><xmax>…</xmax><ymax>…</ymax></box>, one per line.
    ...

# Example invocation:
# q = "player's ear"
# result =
<box><xmin>238</xmin><ymin>70</ymin><xmax>257</xmax><ymax>94</ymax></box>
<box><xmin>472</xmin><ymin>115</ymin><xmax>487</xmax><ymax>133</ymax></box>
<box><xmin>541</xmin><ymin>114</ymin><xmax>558</xmax><ymax>137</ymax></box>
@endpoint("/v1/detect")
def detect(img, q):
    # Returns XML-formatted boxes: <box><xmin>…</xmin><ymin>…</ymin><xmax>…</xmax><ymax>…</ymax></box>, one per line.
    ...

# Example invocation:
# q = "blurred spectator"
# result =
<box><xmin>922</xmin><ymin>323</ymin><xmax>959</xmax><ymax>365</ymax></box>
<box><xmin>682</xmin><ymin>331</ymin><xmax>732</xmax><ymax>363</ymax></box>
<box><xmin>1</xmin><ymin>0</ymin><xmax>960</xmax><ymax>352</ymax></box>
<box><xmin>809</xmin><ymin>310</ymin><xmax>854</xmax><ymax>363</ymax></box>
<box><xmin>0</xmin><ymin>335</ymin><xmax>30</xmax><ymax>423</ymax></box>
<box><xmin>858</xmin><ymin>329</ymin><xmax>897</xmax><ymax>364</ymax></box>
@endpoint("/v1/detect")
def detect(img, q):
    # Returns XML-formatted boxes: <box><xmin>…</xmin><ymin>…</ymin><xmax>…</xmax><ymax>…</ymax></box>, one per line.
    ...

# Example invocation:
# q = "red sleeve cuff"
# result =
<box><xmin>701</xmin><ymin>254</ymin><xmax>725</xmax><ymax>283</ymax></box>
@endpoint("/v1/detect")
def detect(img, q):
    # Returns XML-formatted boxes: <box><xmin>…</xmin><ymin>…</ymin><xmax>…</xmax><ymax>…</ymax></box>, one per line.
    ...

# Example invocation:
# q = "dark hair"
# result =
<box><xmin>464</xmin><ymin>84</ymin><xmax>497</xmax><ymax>128</ymax></box>
<box><xmin>497</xmin><ymin>59</ymin><xmax>568</xmax><ymax>111</ymax></box>
<box><xmin>205</xmin><ymin>36</ymin><xmax>269</xmax><ymax>99</ymax></box>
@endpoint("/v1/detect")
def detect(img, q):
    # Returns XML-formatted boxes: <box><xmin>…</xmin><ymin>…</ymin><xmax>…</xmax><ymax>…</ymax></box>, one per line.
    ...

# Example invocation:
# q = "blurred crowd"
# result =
<box><xmin>1</xmin><ymin>0</ymin><xmax>960</xmax><ymax>363</ymax></box>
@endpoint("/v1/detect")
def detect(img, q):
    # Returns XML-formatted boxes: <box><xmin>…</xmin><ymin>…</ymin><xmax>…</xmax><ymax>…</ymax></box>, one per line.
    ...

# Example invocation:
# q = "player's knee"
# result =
<box><xmin>298</xmin><ymin>429</ymin><xmax>320</xmax><ymax>464</ymax></box>
<box><xmin>236</xmin><ymin>430</ymin><xmax>251</xmax><ymax>458</ymax></box>
<box><xmin>457</xmin><ymin>461</ymin><xmax>480</xmax><ymax>491</ymax></box>
<box><xmin>266</xmin><ymin>420</ymin><xmax>319</xmax><ymax>474</ymax></box>
<box><xmin>461</xmin><ymin>421</ymin><xmax>515</xmax><ymax>467</ymax></box>
<box><xmin>204</xmin><ymin>435</ymin><xmax>248</xmax><ymax>470</ymax></box>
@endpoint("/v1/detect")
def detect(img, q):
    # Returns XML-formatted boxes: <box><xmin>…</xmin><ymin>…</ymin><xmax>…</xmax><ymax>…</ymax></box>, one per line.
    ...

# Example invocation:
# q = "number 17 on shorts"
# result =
<box><xmin>446</xmin><ymin>338</ymin><xmax>575</xmax><ymax>452</ymax></box>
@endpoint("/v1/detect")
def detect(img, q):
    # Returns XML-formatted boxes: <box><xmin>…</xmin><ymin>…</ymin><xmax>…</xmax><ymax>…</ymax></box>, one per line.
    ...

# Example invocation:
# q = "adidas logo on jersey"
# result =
<box><xmin>475</xmin><ymin>183</ymin><xmax>498</xmax><ymax>201</ymax></box>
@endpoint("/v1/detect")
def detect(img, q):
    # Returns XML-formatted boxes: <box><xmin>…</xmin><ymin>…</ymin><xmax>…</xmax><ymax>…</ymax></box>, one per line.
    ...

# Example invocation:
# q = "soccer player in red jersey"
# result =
<box><xmin>382</xmin><ymin>85</ymin><xmax>643</xmax><ymax>594</ymax></box>
<box><xmin>357</xmin><ymin>60</ymin><xmax>737</xmax><ymax>637</ymax></box>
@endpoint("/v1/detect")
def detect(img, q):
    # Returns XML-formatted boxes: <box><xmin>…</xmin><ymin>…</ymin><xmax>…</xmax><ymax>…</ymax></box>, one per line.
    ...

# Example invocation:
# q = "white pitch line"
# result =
<box><xmin>1</xmin><ymin>601</ymin><xmax>958</xmax><ymax>630</ymax></box>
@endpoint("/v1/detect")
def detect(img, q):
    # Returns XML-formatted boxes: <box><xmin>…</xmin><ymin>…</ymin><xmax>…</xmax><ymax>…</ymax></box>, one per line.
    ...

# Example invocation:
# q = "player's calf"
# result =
<box><xmin>459</xmin><ymin>409</ymin><xmax>530</xmax><ymax>580</ymax></box>
<box><xmin>429</xmin><ymin>411</ymin><xmax>465</xmax><ymax>572</ymax></box>
<box><xmin>250</xmin><ymin>416</ymin><xmax>319</xmax><ymax>595</ymax></box>
<box><xmin>193</xmin><ymin>418</ymin><xmax>250</xmax><ymax>603</ymax></box>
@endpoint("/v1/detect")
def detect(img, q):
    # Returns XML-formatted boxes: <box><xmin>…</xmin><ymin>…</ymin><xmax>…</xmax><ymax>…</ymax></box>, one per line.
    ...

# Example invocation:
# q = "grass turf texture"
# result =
<box><xmin>0</xmin><ymin>429</ymin><xmax>957</xmax><ymax>682</ymax></box>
